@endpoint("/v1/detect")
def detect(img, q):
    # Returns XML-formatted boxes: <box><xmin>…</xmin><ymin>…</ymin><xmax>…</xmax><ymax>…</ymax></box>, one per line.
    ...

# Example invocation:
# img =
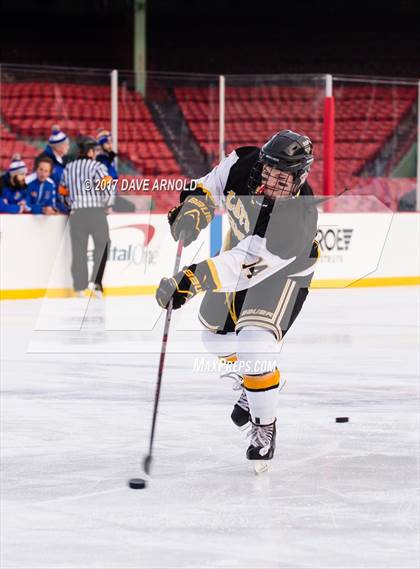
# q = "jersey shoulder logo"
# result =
<box><xmin>226</xmin><ymin>190</ymin><xmax>250</xmax><ymax>241</ymax></box>
<box><xmin>242</xmin><ymin>257</ymin><xmax>268</xmax><ymax>279</ymax></box>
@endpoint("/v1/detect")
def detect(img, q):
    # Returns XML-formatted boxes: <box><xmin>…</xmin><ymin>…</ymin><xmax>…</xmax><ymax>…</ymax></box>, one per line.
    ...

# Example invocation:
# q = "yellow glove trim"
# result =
<box><xmin>195</xmin><ymin>183</ymin><xmax>216</xmax><ymax>207</ymax></box>
<box><xmin>184</xmin><ymin>209</ymin><xmax>201</xmax><ymax>232</ymax></box>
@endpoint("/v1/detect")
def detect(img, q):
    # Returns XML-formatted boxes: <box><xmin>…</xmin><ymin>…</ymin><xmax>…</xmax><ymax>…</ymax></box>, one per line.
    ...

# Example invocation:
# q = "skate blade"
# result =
<box><xmin>253</xmin><ymin>460</ymin><xmax>269</xmax><ymax>475</ymax></box>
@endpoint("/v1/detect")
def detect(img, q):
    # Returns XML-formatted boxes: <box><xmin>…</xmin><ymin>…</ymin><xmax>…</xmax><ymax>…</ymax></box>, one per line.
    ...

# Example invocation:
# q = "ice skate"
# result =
<box><xmin>219</xmin><ymin>354</ymin><xmax>242</xmax><ymax>388</ymax></box>
<box><xmin>246</xmin><ymin>420</ymin><xmax>276</xmax><ymax>474</ymax></box>
<box><xmin>231</xmin><ymin>389</ymin><xmax>250</xmax><ymax>428</ymax></box>
<box><xmin>219</xmin><ymin>354</ymin><xmax>251</xmax><ymax>428</ymax></box>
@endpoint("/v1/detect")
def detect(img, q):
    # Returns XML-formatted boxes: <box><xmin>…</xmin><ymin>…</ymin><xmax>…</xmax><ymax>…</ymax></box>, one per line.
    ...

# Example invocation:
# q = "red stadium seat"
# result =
<box><xmin>174</xmin><ymin>85</ymin><xmax>417</xmax><ymax>204</ymax></box>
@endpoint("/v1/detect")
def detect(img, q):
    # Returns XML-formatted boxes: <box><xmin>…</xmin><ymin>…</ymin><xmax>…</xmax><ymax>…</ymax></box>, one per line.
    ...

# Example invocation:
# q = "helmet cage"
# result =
<box><xmin>248</xmin><ymin>160</ymin><xmax>310</xmax><ymax>201</ymax></box>
<box><xmin>248</xmin><ymin>131</ymin><xmax>314</xmax><ymax>201</ymax></box>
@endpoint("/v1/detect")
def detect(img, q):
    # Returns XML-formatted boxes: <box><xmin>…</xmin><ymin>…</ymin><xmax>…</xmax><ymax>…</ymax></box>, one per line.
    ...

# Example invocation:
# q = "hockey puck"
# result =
<box><xmin>128</xmin><ymin>478</ymin><xmax>147</xmax><ymax>489</ymax></box>
<box><xmin>335</xmin><ymin>417</ymin><xmax>349</xmax><ymax>423</ymax></box>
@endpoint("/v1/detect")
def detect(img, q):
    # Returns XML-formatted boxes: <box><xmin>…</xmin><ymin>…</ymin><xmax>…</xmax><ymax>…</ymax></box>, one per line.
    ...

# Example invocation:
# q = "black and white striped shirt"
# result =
<box><xmin>60</xmin><ymin>158</ymin><xmax>115</xmax><ymax>209</ymax></box>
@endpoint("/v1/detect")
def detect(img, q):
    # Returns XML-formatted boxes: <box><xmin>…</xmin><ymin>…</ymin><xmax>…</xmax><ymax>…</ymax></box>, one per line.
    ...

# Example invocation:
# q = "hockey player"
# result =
<box><xmin>155</xmin><ymin>130</ymin><xmax>319</xmax><ymax>469</ymax></box>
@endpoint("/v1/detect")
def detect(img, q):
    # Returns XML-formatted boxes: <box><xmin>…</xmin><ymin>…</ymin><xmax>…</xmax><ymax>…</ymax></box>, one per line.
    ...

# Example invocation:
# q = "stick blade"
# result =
<box><xmin>143</xmin><ymin>454</ymin><xmax>153</xmax><ymax>475</ymax></box>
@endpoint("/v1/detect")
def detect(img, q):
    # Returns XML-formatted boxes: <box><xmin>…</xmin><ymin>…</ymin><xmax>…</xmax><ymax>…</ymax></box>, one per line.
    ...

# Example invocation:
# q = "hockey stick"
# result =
<box><xmin>311</xmin><ymin>187</ymin><xmax>350</xmax><ymax>206</ymax></box>
<box><xmin>143</xmin><ymin>233</ymin><xmax>185</xmax><ymax>476</ymax></box>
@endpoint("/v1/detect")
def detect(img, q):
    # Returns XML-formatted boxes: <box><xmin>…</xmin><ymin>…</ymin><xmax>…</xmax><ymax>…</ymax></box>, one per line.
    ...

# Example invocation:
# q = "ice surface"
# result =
<box><xmin>1</xmin><ymin>287</ymin><xmax>419</xmax><ymax>568</ymax></box>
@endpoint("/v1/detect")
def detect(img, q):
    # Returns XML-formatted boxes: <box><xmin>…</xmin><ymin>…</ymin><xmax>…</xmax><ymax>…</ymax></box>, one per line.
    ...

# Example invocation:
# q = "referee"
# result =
<box><xmin>60</xmin><ymin>136</ymin><xmax>115</xmax><ymax>297</ymax></box>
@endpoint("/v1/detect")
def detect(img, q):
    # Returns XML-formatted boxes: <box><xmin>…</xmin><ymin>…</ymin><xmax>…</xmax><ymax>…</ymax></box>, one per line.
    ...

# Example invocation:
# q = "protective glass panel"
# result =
<box><xmin>224</xmin><ymin>74</ymin><xmax>326</xmax><ymax>195</ymax></box>
<box><xmin>332</xmin><ymin>76</ymin><xmax>418</xmax><ymax>212</ymax></box>
<box><xmin>116</xmin><ymin>71</ymin><xmax>219</xmax><ymax>213</ymax></box>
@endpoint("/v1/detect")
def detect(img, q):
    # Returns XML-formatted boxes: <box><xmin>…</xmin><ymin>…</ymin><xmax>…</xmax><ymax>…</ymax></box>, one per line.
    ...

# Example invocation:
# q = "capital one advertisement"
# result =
<box><xmin>101</xmin><ymin>215</ymin><xmax>211</xmax><ymax>290</ymax></box>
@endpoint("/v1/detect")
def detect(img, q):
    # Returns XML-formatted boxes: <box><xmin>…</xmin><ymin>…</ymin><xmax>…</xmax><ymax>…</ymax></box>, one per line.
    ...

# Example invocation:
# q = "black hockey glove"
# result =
<box><xmin>156</xmin><ymin>260</ymin><xmax>220</xmax><ymax>310</ymax></box>
<box><xmin>168</xmin><ymin>195</ymin><xmax>216</xmax><ymax>247</ymax></box>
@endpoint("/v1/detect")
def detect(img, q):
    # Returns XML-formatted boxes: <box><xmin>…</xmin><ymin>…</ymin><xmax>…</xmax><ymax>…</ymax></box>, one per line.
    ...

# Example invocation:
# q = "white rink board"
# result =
<box><xmin>0</xmin><ymin>212</ymin><xmax>419</xmax><ymax>294</ymax></box>
<box><xmin>0</xmin><ymin>214</ymin><xmax>211</xmax><ymax>292</ymax></box>
<box><xmin>222</xmin><ymin>211</ymin><xmax>420</xmax><ymax>284</ymax></box>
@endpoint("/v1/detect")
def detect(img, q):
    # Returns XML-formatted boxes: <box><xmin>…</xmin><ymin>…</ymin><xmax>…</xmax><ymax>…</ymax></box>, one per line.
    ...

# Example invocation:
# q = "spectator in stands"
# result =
<box><xmin>35</xmin><ymin>124</ymin><xmax>70</xmax><ymax>214</ymax></box>
<box><xmin>96</xmin><ymin>129</ymin><xmax>118</xmax><ymax>179</ymax></box>
<box><xmin>0</xmin><ymin>155</ymin><xmax>30</xmax><ymax>214</ymax></box>
<box><xmin>26</xmin><ymin>157</ymin><xmax>67</xmax><ymax>215</ymax></box>
<box><xmin>95</xmin><ymin>128</ymin><xmax>136</xmax><ymax>212</ymax></box>
<box><xmin>35</xmin><ymin>124</ymin><xmax>69</xmax><ymax>185</ymax></box>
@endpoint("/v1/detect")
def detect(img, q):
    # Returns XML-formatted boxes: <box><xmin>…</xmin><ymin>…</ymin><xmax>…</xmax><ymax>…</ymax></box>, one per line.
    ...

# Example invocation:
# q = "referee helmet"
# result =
<box><xmin>77</xmin><ymin>135</ymin><xmax>98</xmax><ymax>157</ymax></box>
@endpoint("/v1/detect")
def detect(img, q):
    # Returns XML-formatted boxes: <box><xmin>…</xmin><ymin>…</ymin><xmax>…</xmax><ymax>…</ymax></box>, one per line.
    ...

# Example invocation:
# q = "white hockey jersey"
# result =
<box><xmin>185</xmin><ymin>146</ymin><xmax>319</xmax><ymax>293</ymax></box>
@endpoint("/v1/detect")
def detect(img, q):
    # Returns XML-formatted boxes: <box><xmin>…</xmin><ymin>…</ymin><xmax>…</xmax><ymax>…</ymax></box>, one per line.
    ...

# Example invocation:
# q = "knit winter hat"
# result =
<box><xmin>8</xmin><ymin>154</ymin><xmax>27</xmax><ymax>175</ymax></box>
<box><xmin>96</xmin><ymin>129</ymin><xmax>112</xmax><ymax>146</ymax></box>
<box><xmin>48</xmin><ymin>124</ymin><xmax>68</xmax><ymax>146</ymax></box>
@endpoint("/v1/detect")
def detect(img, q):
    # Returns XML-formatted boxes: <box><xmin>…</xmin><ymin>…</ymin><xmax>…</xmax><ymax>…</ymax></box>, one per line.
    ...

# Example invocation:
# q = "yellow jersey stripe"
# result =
<box><xmin>206</xmin><ymin>259</ymin><xmax>222</xmax><ymax>290</ymax></box>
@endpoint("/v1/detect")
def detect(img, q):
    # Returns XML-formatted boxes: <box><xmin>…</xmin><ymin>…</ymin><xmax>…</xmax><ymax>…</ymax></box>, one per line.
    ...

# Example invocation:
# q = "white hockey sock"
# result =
<box><xmin>237</xmin><ymin>326</ymin><xmax>280</xmax><ymax>425</ymax></box>
<box><xmin>243</xmin><ymin>369</ymin><xmax>280</xmax><ymax>425</ymax></box>
<box><xmin>201</xmin><ymin>328</ymin><xmax>237</xmax><ymax>359</ymax></box>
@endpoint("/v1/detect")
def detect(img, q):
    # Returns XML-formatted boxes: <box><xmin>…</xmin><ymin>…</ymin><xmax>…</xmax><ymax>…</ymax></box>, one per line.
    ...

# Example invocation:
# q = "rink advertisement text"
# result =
<box><xmin>316</xmin><ymin>226</ymin><xmax>354</xmax><ymax>263</ymax></box>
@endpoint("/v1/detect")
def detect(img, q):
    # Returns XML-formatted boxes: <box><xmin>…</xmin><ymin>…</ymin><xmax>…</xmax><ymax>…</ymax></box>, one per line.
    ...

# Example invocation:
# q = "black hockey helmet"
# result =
<box><xmin>248</xmin><ymin>130</ymin><xmax>314</xmax><ymax>201</ymax></box>
<box><xmin>77</xmin><ymin>135</ymin><xmax>99</xmax><ymax>157</ymax></box>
